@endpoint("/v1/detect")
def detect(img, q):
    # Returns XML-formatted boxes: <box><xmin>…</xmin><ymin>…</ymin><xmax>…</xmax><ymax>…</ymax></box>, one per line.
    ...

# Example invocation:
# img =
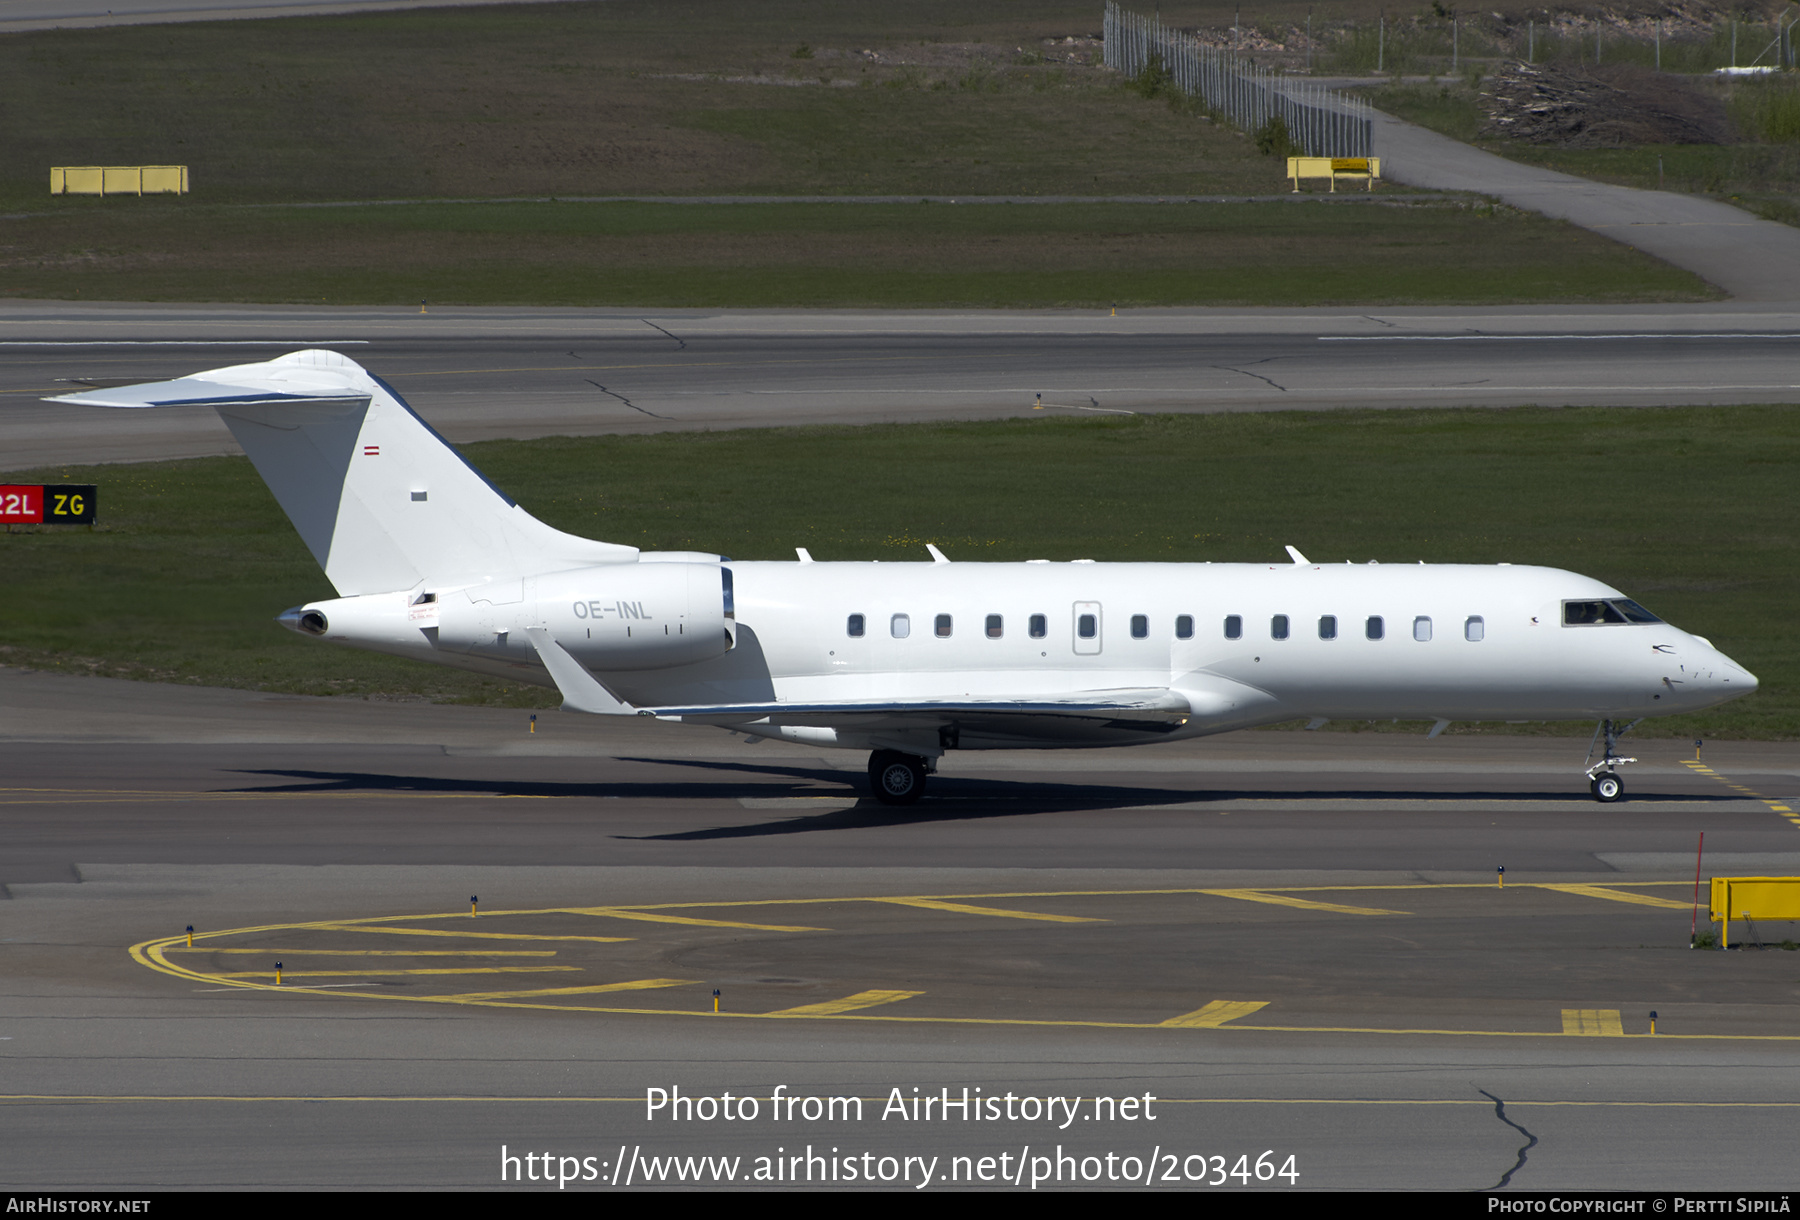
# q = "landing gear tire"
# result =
<box><xmin>1592</xmin><ymin>773</ymin><xmax>1625</xmax><ymax>803</ymax></box>
<box><xmin>869</xmin><ymin>750</ymin><xmax>927</xmax><ymax>806</ymax></box>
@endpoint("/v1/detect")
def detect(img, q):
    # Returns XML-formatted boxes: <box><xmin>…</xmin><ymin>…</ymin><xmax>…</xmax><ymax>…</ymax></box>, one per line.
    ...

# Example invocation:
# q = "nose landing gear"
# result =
<box><xmin>1584</xmin><ymin>718</ymin><xmax>1642</xmax><ymax>803</ymax></box>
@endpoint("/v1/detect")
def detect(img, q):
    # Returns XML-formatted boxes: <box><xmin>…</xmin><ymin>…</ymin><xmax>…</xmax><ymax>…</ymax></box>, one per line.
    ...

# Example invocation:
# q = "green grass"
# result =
<box><xmin>0</xmin><ymin>0</ymin><xmax>1290</xmax><ymax>208</ymax></box>
<box><xmin>0</xmin><ymin>199</ymin><xmax>1713</xmax><ymax>307</ymax></box>
<box><xmin>3</xmin><ymin>405</ymin><xmax>1794</xmax><ymax>737</ymax></box>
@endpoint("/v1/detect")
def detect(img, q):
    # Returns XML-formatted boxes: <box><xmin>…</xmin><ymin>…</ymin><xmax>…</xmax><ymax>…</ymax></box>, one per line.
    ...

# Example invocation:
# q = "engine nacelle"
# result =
<box><xmin>436</xmin><ymin>563</ymin><xmax>733</xmax><ymax>671</ymax></box>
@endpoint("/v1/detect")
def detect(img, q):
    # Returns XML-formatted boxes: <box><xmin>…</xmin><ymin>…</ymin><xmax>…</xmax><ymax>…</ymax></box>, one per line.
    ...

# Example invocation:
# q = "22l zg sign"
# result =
<box><xmin>0</xmin><ymin>484</ymin><xmax>97</xmax><ymax>524</ymax></box>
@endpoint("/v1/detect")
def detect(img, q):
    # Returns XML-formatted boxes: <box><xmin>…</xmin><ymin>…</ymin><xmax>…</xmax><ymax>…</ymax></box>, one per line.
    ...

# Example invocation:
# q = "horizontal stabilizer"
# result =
<box><xmin>49</xmin><ymin>379</ymin><xmax>369</xmax><ymax>411</ymax></box>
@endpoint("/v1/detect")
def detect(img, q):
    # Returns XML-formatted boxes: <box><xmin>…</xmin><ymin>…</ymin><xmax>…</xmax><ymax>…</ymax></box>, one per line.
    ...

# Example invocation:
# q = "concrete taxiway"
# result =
<box><xmin>3</xmin><ymin>666</ymin><xmax>1798</xmax><ymax>1189</ymax></box>
<box><xmin>5</xmin><ymin>302</ymin><xmax>1800</xmax><ymax>470</ymax></box>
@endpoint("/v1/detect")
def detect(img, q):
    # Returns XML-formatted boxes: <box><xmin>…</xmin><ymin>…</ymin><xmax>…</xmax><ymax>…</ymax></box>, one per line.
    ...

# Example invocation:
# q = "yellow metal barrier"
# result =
<box><xmin>1286</xmin><ymin>156</ymin><xmax>1380</xmax><ymax>193</ymax></box>
<box><xmin>51</xmin><ymin>166</ymin><xmax>188</xmax><ymax>196</ymax></box>
<box><xmin>1709</xmin><ymin>876</ymin><xmax>1800</xmax><ymax>949</ymax></box>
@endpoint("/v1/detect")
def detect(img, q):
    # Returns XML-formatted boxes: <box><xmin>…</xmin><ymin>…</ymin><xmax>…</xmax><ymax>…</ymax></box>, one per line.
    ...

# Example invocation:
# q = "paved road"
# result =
<box><xmin>0</xmin><ymin>0</ymin><xmax>576</xmax><ymax>32</ymax></box>
<box><xmin>4</xmin><ymin>666</ymin><xmax>1799</xmax><ymax>1189</ymax></box>
<box><xmin>6</xmin><ymin>302</ymin><xmax>1800</xmax><ymax>470</ymax></box>
<box><xmin>1373</xmin><ymin>109</ymin><xmax>1800</xmax><ymax>302</ymax></box>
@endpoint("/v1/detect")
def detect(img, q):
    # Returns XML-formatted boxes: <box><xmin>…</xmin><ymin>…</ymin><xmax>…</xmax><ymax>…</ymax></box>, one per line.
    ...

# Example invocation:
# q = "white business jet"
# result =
<box><xmin>53</xmin><ymin>350</ymin><xmax>1757</xmax><ymax>805</ymax></box>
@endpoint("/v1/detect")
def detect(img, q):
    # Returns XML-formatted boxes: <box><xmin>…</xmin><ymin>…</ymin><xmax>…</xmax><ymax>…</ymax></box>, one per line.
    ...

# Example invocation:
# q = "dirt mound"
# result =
<box><xmin>1480</xmin><ymin>61</ymin><xmax>1735</xmax><ymax>146</ymax></box>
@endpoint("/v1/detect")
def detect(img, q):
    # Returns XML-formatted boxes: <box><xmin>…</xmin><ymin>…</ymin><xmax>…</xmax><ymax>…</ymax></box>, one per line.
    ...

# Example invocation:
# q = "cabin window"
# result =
<box><xmin>1029</xmin><ymin>614</ymin><xmax>1047</xmax><ymax>639</ymax></box>
<box><xmin>1413</xmin><ymin>616</ymin><xmax>1433</xmax><ymax>642</ymax></box>
<box><xmin>935</xmin><ymin>614</ymin><xmax>953</xmax><ymax>638</ymax></box>
<box><xmin>1366</xmin><ymin>615</ymin><xmax>1384</xmax><ymax>641</ymax></box>
<box><xmin>1077</xmin><ymin>614</ymin><xmax>1098</xmax><ymax>639</ymax></box>
<box><xmin>986</xmin><ymin>614</ymin><xmax>1004</xmax><ymax>639</ymax></box>
<box><xmin>1130</xmin><ymin>614</ymin><xmax>1148</xmax><ymax>639</ymax></box>
<box><xmin>1319</xmin><ymin>615</ymin><xmax>1337</xmax><ymax>640</ymax></box>
<box><xmin>1271</xmin><ymin>614</ymin><xmax>1290</xmax><ymax>640</ymax></box>
<box><xmin>1175</xmin><ymin>615</ymin><xmax>1194</xmax><ymax>639</ymax></box>
<box><xmin>1465</xmin><ymin>615</ymin><xmax>1485</xmax><ymax>642</ymax></box>
<box><xmin>890</xmin><ymin>613</ymin><xmax>910</xmax><ymax>639</ymax></box>
<box><xmin>846</xmin><ymin>614</ymin><xmax>865</xmax><ymax>638</ymax></box>
<box><xmin>1224</xmin><ymin>615</ymin><xmax>1242</xmax><ymax>640</ymax></box>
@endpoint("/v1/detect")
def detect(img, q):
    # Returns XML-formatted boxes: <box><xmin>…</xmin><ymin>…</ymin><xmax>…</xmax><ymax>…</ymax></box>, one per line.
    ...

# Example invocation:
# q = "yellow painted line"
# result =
<box><xmin>1539</xmin><ymin>884</ymin><xmax>1693</xmax><ymax>910</ymax></box>
<box><xmin>1161</xmin><ymin>1000</ymin><xmax>1271</xmax><ymax>1028</ymax></box>
<box><xmin>555</xmin><ymin>906</ymin><xmax>823</xmax><ymax>932</ymax></box>
<box><xmin>436</xmin><ymin>979</ymin><xmax>697</xmax><ymax>1002</ymax></box>
<box><xmin>212</xmin><ymin>966</ymin><xmax>579</xmax><ymax>979</ymax></box>
<box><xmin>768</xmin><ymin>990</ymin><xmax>924</xmax><ymax>1017</ymax></box>
<box><xmin>1562</xmin><ymin>1009</ymin><xmax>1626</xmax><ymax>1036</ymax></box>
<box><xmin>169</xmin><ymin>948</ymin><xmax>557</xmax><ymax>957</ymax></box>
<box><xmin>307</xmin><ymin>924</ymin><xmax>631</xmax><ymax>944</ymax></box>
<box><xmin>1200</xmin><ymin>889</ymin><xmax>1409</xmax><ymax>916</ymax></box>
<box><xmin>870</xmin><ymin>898</ymin><xmax>1101</xmax><ymax>923</ymax></box>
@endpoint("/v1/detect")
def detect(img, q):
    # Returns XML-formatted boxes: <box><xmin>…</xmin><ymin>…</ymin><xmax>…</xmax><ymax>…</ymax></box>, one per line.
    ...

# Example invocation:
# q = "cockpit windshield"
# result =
<box><xmin>1563</xmin><ymin>598</ymin><xmax>1662</xmax><ymax>626</ymax></box>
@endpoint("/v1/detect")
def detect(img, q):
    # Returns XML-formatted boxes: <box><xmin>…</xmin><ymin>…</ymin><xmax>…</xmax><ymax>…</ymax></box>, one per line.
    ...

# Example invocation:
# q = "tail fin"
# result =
<box><xmin>49</xmin><ymin>349</ymin><xmax>636</xmax><ymax>595</ymax></box>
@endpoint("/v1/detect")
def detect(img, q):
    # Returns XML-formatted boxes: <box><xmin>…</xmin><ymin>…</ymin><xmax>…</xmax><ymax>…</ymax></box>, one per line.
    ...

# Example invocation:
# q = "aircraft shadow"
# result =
<box><xmin>218</xmin><ymin>763</ymin><xmax>1735</xmax><ymax>843</ymax></box>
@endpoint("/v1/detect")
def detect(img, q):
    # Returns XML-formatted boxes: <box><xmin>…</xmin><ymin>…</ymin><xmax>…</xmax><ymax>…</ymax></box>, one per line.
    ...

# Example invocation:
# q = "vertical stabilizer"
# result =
<box><xmin>49</xmin><ymin>349</ymin><xmax>637</xmax><ymax>595</ymax></box>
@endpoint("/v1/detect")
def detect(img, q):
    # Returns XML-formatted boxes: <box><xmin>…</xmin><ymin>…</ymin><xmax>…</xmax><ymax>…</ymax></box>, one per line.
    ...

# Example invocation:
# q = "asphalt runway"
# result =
<box><xmin>6</xmin><ymin>302</ymin><xmax>1800</xmax><ymax>471</ymax></box>
<box><xmin>4</xmin><ymin>666</ymin><xmax>1800</xmax><ymax>1190</ymax></box>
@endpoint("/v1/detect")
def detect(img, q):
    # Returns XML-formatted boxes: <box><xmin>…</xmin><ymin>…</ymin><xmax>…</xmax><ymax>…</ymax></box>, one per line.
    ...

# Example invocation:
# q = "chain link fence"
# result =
<box><xmin>1103</xmin><ymin>2</ymin><xmax>1372</xmax><ymax>158</ymax></box>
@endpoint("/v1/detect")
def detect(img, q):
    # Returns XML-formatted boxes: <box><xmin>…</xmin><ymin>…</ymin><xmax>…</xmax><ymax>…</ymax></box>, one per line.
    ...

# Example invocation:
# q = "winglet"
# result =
<box><xmin>523</xmin><ymin>626</ymin><xmax>636</xmax><ymax>715</ymax></box>
<box><xmin>926</xmin><ymin>544</ymin><xmax>950</xmax><ymax>564</ymax></box>
<box><xmin>1285</xmin><ymin>545</ymin><xmax>1310</xmax><ymax>565</ymax></box>
<box><xmin>795</xmin><ymin>547</ymin><xmax>814</xmax><ymax>563</ymax></box>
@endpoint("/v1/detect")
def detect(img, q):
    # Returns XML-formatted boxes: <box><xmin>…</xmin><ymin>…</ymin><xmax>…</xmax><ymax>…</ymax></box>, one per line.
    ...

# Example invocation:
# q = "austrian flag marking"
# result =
<box><xmin>363</xmin><ymin>445</ymin><xmax>380</xmax><ymax>456</ymax></box>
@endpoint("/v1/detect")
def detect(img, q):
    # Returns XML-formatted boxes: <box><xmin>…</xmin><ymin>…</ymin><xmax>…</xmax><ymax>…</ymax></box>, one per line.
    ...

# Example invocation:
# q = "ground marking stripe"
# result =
<box><xmin>554</xmin><ymin>906</ymin><xmax>823</xmax><ymax>932</ymax></box>
<box><xmin>307</xmin><ymin>924</ymin><xmax>631</xmax><ymax>943</ymax></box>
<box><xmin>209</xmin><ymin>966</ymin><xmax>578</xmax><ymax>979</ymax></box>
<box><xmin>436</xmin><ymin>979</ymin><xmax>697</xmax><ymax>1002</ymax></box>
<box><xmin>1200</xmin><ymin>889</ymin><xmax>1408</xmax><ymax>916</ymax></box>
<box><xmin>1563</xmin><ymin>1009</ymin><xmax>1627</xmax><ymax>1036</ymax></box>
<box><xmin>870</xmin><ymin>898</ymin><xmax>1101</xmax><ymax>923</ymax></box>
<box><xmin>1162</xmin><ymin>1001</ymin><xmax>1271</xmax><ymax>1028</ymax></box>
<box><xmin>1680</xmin><ymin>763</ymin><xmax>1799</xmax><ymax>830</ymax></box>
<box><xmin>1539</xmin><ymin>884</ymin><xmax>1693</xmax><ymax>910</ymax></box>
<box><xmin>768</xmin><ymin>990</ymin><xmax>924</xmax><ymax>1016</ymax></box>
<box><xmin>595</xmin><ymin>882</ymin><xmax>1692</xmax><ymax>912</ymax></box>
<box><xmin>168</xmin><ymin>948</ymin><xmax>557</xmax><ymax>957</ymax></box>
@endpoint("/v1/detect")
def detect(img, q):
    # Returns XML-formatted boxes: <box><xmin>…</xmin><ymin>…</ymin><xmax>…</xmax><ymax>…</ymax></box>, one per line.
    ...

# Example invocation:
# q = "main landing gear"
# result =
<box><xmin>868</xmin><ymin>750</ymin><xmax>930</xmax><ymax>806</ymax></box>
<box><xmin>1584</xmin><ymin>718</ymin><xmax>1642</xmax><ymax>803</ymax></box>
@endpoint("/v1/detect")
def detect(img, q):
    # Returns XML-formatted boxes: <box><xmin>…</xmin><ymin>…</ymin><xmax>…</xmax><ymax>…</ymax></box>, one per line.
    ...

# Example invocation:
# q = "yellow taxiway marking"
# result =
<box><xmin>1682</xmin><ymin>762</ymin><xmax>1798</xmax><ymax>824</ymax></box>
<box><xmin>213</xmin><ymin>966</ymin><xmax>578</xmax><ymax>979</ymax></box>
<box><xmin>169</xmin><ymin>948</ymin><xmax>558</xmax><ymax>957</ymax></box>
<box><xmin>1538</xmin><ymin>884</ymin><xmax>1693</xmax><ymax>910</ymax></box>
<box><xmin>768</xmin><ymin>990</ymin><xmax>925</xmax><ymax>1017</ymax></box>
<box><xmin>1200</xmin><ymin>889</ymin><xmax>1409</xmax><ymax>916</ymax></box>
<box><xmin>1563</xmin><ymin>1009</ymin><xmax>1626</xmax><ymax>1036</ymax></box>
<box><xmin>870</xmin><ymin>898</ymin><xmax>1101</xmax><ymax>923</ymax></box>
<box><xmin>1161</xmin><ymin>1001</ymin><xmax>1271</xmax><ymax>1028</ymax></box>
<box><xmin>307</xmin><ymin>924</ymin><xmax>631</xmax><ymax>944</ymax></box>
<box><xmin>555</xmin><ymin>906</ymin><xmax>823</xmax><ymax>932</ymax></box>
<box><xmin>437</xmin><ymin>979</ymin><xmax>697</xmax><ymax>1002</ymax></box>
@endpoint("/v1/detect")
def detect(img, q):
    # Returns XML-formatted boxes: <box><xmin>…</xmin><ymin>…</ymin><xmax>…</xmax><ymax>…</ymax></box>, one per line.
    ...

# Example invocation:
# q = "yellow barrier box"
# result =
<box><xmin>1286</xmin><ymin>156</ymin><xmax>1380</xmax><ymax>193</ymax></box>
<box><xmin>1709</xmin><ymin>876</ymin><xmax>1800</xmax><ymax>948</ymax></box>
<box><xmin>51</xmin><ymin>165</ymin><xmax>188</xmax><ymax>196</ymax></box>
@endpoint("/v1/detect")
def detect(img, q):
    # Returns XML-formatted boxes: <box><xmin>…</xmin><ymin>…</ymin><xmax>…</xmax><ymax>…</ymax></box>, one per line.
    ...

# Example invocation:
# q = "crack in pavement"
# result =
<box><xmin>642</xmin><ymin>319</ymin><xmax>687</xmax><ymax>349</ymax></box>
<box><xmin>1212</xmin><ymin>361</ymin><xmax>1288</xmax><ymax>392</ymax></box>
<box><xmin>584</xmin><ymin>380</ymin><xmax>674</xmax><ymax>420</ymax></box>
<box><xmin>1480</xmin><ymin>1088</ymin><xmax>1538</xmax><ymax>1190</ymax></box>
